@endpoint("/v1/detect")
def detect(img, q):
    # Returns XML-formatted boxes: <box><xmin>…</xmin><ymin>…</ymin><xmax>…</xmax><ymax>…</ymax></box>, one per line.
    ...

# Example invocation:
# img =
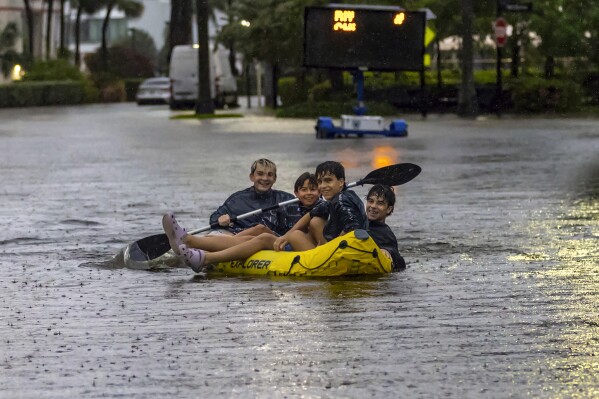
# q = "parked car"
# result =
<box><xmin>136</xmin><ymin>77</ymin><xmax>171</xmax><ymax>105</ymax></box>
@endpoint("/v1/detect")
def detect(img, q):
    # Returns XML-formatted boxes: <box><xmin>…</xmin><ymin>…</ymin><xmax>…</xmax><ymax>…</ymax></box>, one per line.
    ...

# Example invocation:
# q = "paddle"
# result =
<box><xmin>125</xmin><ymin>162</ymin><xmax>421</xmax><ymax>262</ymax></box>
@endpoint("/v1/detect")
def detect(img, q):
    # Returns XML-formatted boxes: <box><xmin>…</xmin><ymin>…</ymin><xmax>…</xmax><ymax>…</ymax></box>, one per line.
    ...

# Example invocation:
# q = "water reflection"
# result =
<box><xmin>371</xmin><ymin>145</ymin><xmax>400</xmax><ymax>170</ymax></box>
<box><xmin>331</xmin><ymin>145</ymin><xmax>401</xmax><ymax>171</ymax></box>
<box><xmin>510</xmin><ymin>170</ymin><xmax>599</xmax><ymax>397</ymax></box>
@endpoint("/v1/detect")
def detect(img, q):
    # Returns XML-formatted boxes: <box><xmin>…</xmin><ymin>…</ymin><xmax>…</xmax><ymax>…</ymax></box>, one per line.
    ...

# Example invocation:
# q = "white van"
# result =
<box><xmin>169</xmin><ymin>44</ymin><xmax>238</xmax><ymax>109</ymax></box>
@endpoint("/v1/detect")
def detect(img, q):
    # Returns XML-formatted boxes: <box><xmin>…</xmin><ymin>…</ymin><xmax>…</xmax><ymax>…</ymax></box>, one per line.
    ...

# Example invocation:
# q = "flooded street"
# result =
<box><xmin>1</xmin><ymin>103</ymin><xmax>597</xmax><ymax>398</ymax></box>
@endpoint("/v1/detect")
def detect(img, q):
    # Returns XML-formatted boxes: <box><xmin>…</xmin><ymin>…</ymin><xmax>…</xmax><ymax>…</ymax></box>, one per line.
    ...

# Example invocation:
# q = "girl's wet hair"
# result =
<box><xmin>315</xmin><ymin>161</ymin><xmax>345</xmax><ymax>180</ymax></box>
<box><xmin>367</xmin><ymin>184</ymin><xmax>396</xmax><ymax>208</ymax></box>
<box><xmin>251</xmin><ymin>158</ymin><xmax>277</xmax><ymax>177</ymax></box>
<box><xmin>294</xmin><ymin>172</ymin><xmax>317</xmax><ymax>192</ymax></box>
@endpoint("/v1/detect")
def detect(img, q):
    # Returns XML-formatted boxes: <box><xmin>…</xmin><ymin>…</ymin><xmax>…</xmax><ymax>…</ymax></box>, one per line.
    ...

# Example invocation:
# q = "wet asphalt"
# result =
<box><xmin>0</xmin><ymin>103</ymin><xmax>598</xmax><ymax>398</ymax></box>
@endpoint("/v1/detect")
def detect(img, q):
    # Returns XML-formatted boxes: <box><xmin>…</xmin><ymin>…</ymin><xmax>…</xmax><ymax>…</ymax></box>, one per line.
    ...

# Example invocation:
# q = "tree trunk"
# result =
<box><xmin>510</xmin><ymin>24</ymin><xmax>521</xmax><ymax>78</ymax></box>
<box><xmin>544</xmin><ymin>56</ymin><xmax>555</xmax><ymax>79</ymax></box>
<box><xmin>228</xmin><ymin>41</ymin><xmax>238</xmax><ymax>76</ymax></box>
<box><xmin>75</xmin><ymin>5</ymin><xmax>82</xmax><ymax>66</ymax></box>
<box><xmin>59</xmin><ymin>0</ymin><xmax>65</xmax><ymax>57</ymax></box>
<box><xmin>226</xmin><ymin>0</ymin><xmax>238</xmax><ymax>76</ymax></box>
<box><xmin>436</xmin><ymin>34</ymin><xmax>442</xmax><ymax>88</ymax></box>
<box><xmin>263</xmin><ymin>62</ymin><xmax>277</xmax><ymax>108</ymax></box>
<box><xmin>46</xmin><ymin>0</ymin><xmax>54</xmax><ymax>59</ymax></box>
<box><xmin>169</xmin><ymin>0</ymin><xmax>192</xmax><ymax>62</ymax></box>
<box><xmin>328</xmin><ymin>70</ymin><xmax>343</xmax><ymax>91</ymax></box>
<box><xmin>23</xmin><ymin>0</ymin><xmax>34</xmax><ymax>59</ymax></box>
<box><xmin>195</xmin><ymin>0</ymin><xmax>214</xmax><ymax>114</ymax></box>
<box><xmin>101</xmin><ymin>3</ymin><xmax>114</xmax><ymax>71</ymax></box>
<box><xmin>510</xmin><ymin>42</ymin><xmax>520</xmax><ymax>77</ymax></box>
<box><xmin>457</xmin><ymin>0</ymin><xmax>478</xmax><ymax>117</ymax></box>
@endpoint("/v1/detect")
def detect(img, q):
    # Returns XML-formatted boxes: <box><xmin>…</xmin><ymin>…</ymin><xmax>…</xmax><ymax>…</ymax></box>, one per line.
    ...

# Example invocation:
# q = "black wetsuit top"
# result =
<box><xmin>310</xmin><ymin>188</ymin><xmax>368</xmax><ymax>241</ymax></box>
<box><xmin>368</xmin><ymin>220</ymin><xmax>406</xmax><ymax>271</ymax></box>
<box><xmin>209</xmin><ymin>187</ymin><xmax>295</xmax><ymax>234</ymax></box>
<box><xmin>262</xmin><ymin>198</ymin><xmax>324</xmax><ymax>236</ymax></box>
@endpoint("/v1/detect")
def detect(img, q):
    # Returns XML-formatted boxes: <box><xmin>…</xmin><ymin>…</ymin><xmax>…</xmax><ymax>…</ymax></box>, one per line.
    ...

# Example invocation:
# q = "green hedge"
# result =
<box><xmin>21</xmin><ymin>59</ymin><xmax>86</xmax><ymax>82</ymax></box>
<box><xmin>275</xmin><ymin>100</ymin><xmax>399</xmax><ymax>118</ymax></box>
<box><xmin>507</xmin><ymin>77</ymin><xmax>582</xmax><ymax>113</ymax></box>
<box><xmin>0</xmin><ymin>81</ymin><xmax>88</xmax><ymax>107</ymax></box>
<box><xmin>279</xmin><ymin>76</ymin><xmax>312</xmax><ymax>106</ymax></box>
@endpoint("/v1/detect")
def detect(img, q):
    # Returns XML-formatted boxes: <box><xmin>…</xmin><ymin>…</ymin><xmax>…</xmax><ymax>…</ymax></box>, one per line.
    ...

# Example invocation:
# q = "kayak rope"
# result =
<box><xmin>282</xmin><ymin>240</ymin><xmax>386</xmax><ymax>275</ymax></box>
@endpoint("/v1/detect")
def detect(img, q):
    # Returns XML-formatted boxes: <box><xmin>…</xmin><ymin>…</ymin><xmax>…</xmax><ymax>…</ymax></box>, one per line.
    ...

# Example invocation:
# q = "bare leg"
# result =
<box><xmin>203</xmin><ymin>233</ymin><xmax>278</xmax><ymax>264</ymax></box>
<box><xmin>183</xmin><ymin>234</ymin><xmax>253</xmax><ymax>251</ymax></box>
<box><xmin>285</xmin><ymin>230</ymin><xmax>317</xmax><ymax>251</ymax></box>
<box><xmin>308</xmin><ymin>217</ymin><xmax>327</xmax><ymax>246</ymax></box>
<box><xmin>235</xmin><ymin>224</ymin><xmax>274</xmax><ymax>237</ymax></box>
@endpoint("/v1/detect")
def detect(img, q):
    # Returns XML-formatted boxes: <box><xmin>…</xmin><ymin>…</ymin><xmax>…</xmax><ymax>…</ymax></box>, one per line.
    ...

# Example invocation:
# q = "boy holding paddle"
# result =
<box><xmin>163</xmin><ymin>172</ymin><xmax>321</xmax><ymax>255</ymax></box>
<box><xmin>173</xmin><ymin>161</ymin><xmax>368</xmax><ymax>272</ymax></box>
<box><xmin>209</xmin><ymin>158</ymin><xmax>295</xmax><ymax>235</ymax></box>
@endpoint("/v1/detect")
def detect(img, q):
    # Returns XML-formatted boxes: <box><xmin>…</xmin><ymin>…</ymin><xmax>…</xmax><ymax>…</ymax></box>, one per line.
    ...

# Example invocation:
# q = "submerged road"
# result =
<box><xmin>1</xmin><ymin>103</ymin><xmax>598</xmax><ymax>398</ymax></box>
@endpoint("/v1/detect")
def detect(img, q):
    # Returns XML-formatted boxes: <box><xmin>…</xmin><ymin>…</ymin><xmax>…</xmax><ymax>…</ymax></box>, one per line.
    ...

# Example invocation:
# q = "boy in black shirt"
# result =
<box><xmin>209</xmin><ymin>158</ymin><xmax>295</xmax><ymax>234</ymax></box>
<box><xmin>273</xmin><ymin>161</ymin><xmax>368</xmax><ymax>251</ymax></box>
<box><xmin>365</xmin><ymin>184</ymin><xmax>406</xmax><ymax>271</ymax></box>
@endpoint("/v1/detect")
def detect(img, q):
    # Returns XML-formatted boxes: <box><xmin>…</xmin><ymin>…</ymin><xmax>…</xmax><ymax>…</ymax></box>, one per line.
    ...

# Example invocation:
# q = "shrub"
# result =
<box><xmin>278</xmin><ymin>76</ymin><xmax>309</xmax><ymax>106</ymax></box>
<box><xmin>581</xmin><ymin>72</ymin><xmax>599</xmax><ymax>105</ymax></box>
<box><xmin>124</xmin><ymin>78</ymin><xmax>144</xmax><ymax>102</ymax></box>
<box><xmin>275</xmin><ymin>100</ymin><xmax>399</xmax><ymax>118</ymax></box>
<box><xmin>507</xmin><ymin>77</ymin><xmax>582</xmax><ymax>113</ymax></box>
<box><xmin>99</xmin><ymin>81</ymin><xmax>126</xmax><ymax>103</ymax></box>
<box><xmin>0</xmin><ymin>81</ymin><xmax>87</xmax><ymax>107</ymax></box>
<box><xmin>308</xmin><ymin>80</ymin><xmax>332</xmax><ymax>102</ymax></box>
<box><xmin>84</xmin><ymin>45</ymin><xmax>154</xmax><ymax>80</ymax></box>
<box><xmin>276</xmin><ymin>100</ymin><xmax>353</xmax><ymax>118</ymax></box>
<box><xmin>21</xmin><ymin>59</ymin><xmax>85</xmax><ymax>82</ymax></box>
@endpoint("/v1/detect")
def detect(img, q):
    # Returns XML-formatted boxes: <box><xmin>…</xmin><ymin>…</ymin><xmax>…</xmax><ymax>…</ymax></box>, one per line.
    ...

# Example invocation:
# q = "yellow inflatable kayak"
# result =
<box><xmin>204</xmin><ymin>230</ymin><xmax>393</xmax><ymax>277</ymax></box>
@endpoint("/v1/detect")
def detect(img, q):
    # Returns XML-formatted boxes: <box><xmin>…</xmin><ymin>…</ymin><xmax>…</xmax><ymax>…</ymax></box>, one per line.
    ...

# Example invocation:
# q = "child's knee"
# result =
<box><xmin>309</xmin><ymin>217</ymin><xmax>325</xmax><ymax>230</ymax></box>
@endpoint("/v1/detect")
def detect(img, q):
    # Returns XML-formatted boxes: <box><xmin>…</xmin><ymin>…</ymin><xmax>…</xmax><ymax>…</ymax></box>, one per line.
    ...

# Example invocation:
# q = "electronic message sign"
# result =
<box><xmin>303</xmin><ymin>5</ymin><xmax>426</xmax><ymax>71</ymax></box>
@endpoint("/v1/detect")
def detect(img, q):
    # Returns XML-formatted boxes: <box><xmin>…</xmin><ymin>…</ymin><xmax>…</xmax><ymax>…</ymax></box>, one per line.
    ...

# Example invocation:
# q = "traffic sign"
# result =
<box><xmin>494</xmin><ymin>17</ymin><xmax>507</xmax><ymax>48</ymax></box>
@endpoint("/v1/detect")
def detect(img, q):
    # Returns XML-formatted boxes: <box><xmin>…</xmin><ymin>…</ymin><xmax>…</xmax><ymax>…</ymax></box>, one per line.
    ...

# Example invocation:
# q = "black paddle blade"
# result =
<box><xmin>358</xmin><ymin>163</ymin><xmax>421</xmax><ymax>186</ymax></box>
<box><xmin>128</xmin><ymin>233</ymin><xmax>172</xmax><ymax>262</ymax></box>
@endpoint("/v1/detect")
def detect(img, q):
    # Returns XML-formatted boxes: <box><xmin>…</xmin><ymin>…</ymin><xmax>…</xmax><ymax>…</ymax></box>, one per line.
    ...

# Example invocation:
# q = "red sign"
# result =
<box><xmin>494</xmin><ymin>17</ymin><xmax>507</xmax><ymax>47</ymax></box>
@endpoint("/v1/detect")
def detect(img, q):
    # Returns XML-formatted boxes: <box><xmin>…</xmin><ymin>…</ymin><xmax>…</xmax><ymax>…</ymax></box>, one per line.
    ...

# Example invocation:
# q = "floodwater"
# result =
<box><xmin>1</xmin><ymin>104</ymin><xmax>597</xmax><ymax>398</ymax></box>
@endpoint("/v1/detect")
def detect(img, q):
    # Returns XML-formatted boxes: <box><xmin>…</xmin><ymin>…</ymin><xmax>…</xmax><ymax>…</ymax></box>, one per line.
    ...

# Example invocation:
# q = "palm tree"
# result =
<box><xmin>100</xmin><ymin>0</ymin><xmax>144</xmax><ymax>70</ymax></box>
<box><xmin>169</xmin><ymin>0</ymin><xmax>192</xmax><ymax>62</ymax></box>
<box><xmin>22</xmin><ymin>0</ymin><xmax>34</xmax><ymax>58</ymax></box>
<box><xmin>73</xmin><ymin>0</ymin><xmax>102</xmax><ymax>67</ymax></box>
<box><xmin>196</xmin><ymin>0</ymin><xmax>214</xmax><ymax>114</ymax></box>
<box><xmin>59</xmin><ymin>0</ymin><xmax>66</xmax><ymax>57</ymax></box>
<box><xmin>46</xmin><ymin>0</ymin><xmax>54</xmax><ymax>59</ymax></box>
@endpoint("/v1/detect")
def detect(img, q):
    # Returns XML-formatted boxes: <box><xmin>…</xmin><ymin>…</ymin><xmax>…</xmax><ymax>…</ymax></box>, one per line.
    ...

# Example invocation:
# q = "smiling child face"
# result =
<box><xmin>316</xmin><ymin>172</ymin><xmax>345</xmax><ymax>201</ymax></box>
<box><xmin>250</xmin><ymin>164</ymin><xmax>276</xmax><ymax>193</ymax></box>
<box><xmin>366</xmin><ymin>193</ymin><xmax>393</xmax><ymax>222</ymax></box>
<box><xmin>295</xmin><ymin>178</ymin><xmax>320</xmax><ymax>207</ymax></box>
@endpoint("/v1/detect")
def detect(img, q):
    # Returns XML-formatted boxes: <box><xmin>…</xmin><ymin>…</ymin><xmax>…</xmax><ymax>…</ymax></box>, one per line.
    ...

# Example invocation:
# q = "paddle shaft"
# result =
<box><xmin>188</xmin><ymin>197</ymin><xmax>300</xmax><ymax>235</ymax></box>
